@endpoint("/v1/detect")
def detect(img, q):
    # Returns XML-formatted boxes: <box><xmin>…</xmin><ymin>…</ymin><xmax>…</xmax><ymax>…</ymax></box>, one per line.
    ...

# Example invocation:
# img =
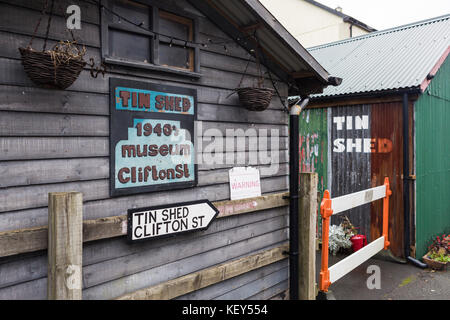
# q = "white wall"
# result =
<box><xmin>260</xmin><ymin>0</ymin><xmax>371</xmax><ymax>47</ymax></box>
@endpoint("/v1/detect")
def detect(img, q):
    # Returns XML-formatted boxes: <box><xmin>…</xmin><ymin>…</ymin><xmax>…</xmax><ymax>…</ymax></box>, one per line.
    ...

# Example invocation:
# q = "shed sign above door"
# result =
<box><xmin>110</xmin><ymin>78</ymin><xmax>197</xmax><ymax>197</ymax></box>
<box><xmin>127</xmin><ymin>200</ymin><xmax>219</xmax><ymax>242</ymax></box>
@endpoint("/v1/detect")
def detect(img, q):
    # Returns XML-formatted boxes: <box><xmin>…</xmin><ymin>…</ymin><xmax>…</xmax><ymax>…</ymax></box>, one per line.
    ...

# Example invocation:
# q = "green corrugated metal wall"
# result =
<box><xmin>298</xmin><ymin>108</ymin><xmax>328</xmax><ymax>236</ymax></box>
<box><xmin>415</xmin><ymin>56</ymin><xmax>450</xmax><ymax>258</ymax></box>
<box><xmin>299</xmin><ymin>108</ymin><xmax>328</xmax><ymax>195</ymax></box>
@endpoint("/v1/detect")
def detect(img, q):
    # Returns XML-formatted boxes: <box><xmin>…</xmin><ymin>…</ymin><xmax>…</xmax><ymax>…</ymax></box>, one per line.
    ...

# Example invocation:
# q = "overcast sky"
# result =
<box><xmin>316</xmin><ymin>0</ymin><xmax>450</xmax><ymax>30</ymax></box>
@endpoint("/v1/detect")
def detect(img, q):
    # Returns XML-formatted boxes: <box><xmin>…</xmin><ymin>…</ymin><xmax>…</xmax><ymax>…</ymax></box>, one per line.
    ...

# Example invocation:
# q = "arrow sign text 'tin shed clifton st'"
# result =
<box><xmin>127</xmin><ymin>200</ymin><xmax>219</xmax><ymax>242</ymax></box>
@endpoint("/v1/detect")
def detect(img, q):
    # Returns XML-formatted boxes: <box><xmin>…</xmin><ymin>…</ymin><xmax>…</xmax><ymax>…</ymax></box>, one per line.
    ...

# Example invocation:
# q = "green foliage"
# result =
<box><xmin>428</xmin><ymin>252</ymin><xmax>450</xmax><ymax>263</ymax></box>
<box><xmin>427</xmin><ymin>233</ymin><xmax>450</xmax><ymax>263</ymax></box>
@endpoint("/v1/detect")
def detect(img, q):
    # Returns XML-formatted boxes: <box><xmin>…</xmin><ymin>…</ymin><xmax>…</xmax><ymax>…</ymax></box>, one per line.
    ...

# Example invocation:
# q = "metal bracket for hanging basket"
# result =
<box><xmin>228</xmin><ymin>32</ymin><xmax>275</xmax><ymax>112</ymax></box>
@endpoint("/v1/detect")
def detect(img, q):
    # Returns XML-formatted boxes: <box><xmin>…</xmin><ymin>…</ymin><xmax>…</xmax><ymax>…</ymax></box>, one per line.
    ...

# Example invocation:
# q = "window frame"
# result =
<box><xmin>101</xmin><ymin>0</ymin><xmax>201</xmax><ymax>78</ymax></box>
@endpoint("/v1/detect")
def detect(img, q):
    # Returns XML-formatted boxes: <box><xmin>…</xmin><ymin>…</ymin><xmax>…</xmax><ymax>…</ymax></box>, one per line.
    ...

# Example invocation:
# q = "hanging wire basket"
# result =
<box><xmin>229</xmin><ymin>37</ymin><xmax>275</xmax><ymax>112</ymax></box>
<box><xmin>19</xmin><ymin>43</ymin><xmax>86</xmax><ymax>90</ymax></box>
<box><xmin>236</xmin><ymin>87</ymin><xmax>274</xmax><ymax>112</ymax></box>
<box><xmin>18</xmin><ymin>0</ymin><xmax>88</xmax><ymax>90</ymax></box>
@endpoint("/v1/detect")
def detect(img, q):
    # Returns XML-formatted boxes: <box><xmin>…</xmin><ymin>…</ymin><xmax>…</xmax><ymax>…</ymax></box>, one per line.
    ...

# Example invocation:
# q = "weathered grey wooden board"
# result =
<box><xmin>0</xmin><ymin>276</ymin><xmax>46</xmax><ymax>300</ymax></box>
<box><xmin>0</xmin><ymin>111</ymin><xmax>109</xmax><ymax>137</ymax></box>
<box><xmin>198</xmin><ymin>104</ymin><xmax>287</xmax><ymax>125</ymax></box>
<box><xmin>83</xmin><ymin>206</ymin><xmax>287</xmax><ymax>263</ymax></box>
<box><xmin>0</xmin><ymin>0</ymin><xmax>100</xmax><ymax>25</ymax></box>
<box><xmin>83</xmin><ymin>230</ymin><xmax>288</xmax><ymax>299</ymax></box>
<box><xmin>0</xmin><ymin>31</ymin><xmax>279</xmax><ymax>89</ymax></box>
<box><xmin>0</xmin><ymin>176</ymin><xmax>288</xmax><ymax>230</ymax></box>
<box><xmin>0</xmin><ymin>137</ymin><xmax>109</xmax><ymax>160</ymax></box>
<box><xmin>0</xmin><ymin>206</ymin><xmax>287</xmax><ymax>290</ymax></box>
<box><xmin>247</xmin><ymin>279</ymin><xmax>288</xmax><ymax>300</ymax></box>
<box><xmin>0</xmin><ymin>182</ymin><xmax>289</xmax><ymax>236</ymax></box>
<box><xmin>0</xmin><ymin>133</ymin><xmax>286</xmax><ymax>161</ymax></box>
<box><xmin>0</xmin><ymin>85</ymin><xmax>109</xmax><ymax>115</ymax></box>
<box><xmin>0</xmin><ymin>0</ymin><xmax>287</xmax><ymax>89</ymax></box>
<box><xmin>0</xmin><ymin>232</ymin><xmax>288</xmax><ymax>300</ymax></box>
<box><xmin>214</xmin><ymin>266</ymin><xmax>288</xmax><ymax>300</ymax></box>
<box><xmin>0</xmin><ymin>179</ymin><xmax>107</xmax><ymax>213</ymax></box>
<box><xmin>198</xmin><ymin>164</ymin><xmax>288</xmax><ymax>185</ymax></box>
<box><xmin>0</xmin><ymin>84</ymin><xmax>284</xmax><ymax>118</ymax></box>
<box><xmin>0</xmin><ymin>157</ymin><xmax>287</xmax><ymax>189</ymax></box>
<box><xmin>0</xmin><ymin>173</ymin><xmax>286</xmax><ymax>214</ymax></box>
<box><xmin>0</xmin><ymin>110</ymin><xmax>286</xmax><ymax>137</ymax></box>
<box><xmin>0</xmin><ymin>0</ymin><xmax>290</xmax><ymax>301</ymax></box>
<box><xmin>0</xmin><ymin>0</ymin><xmax>275</xmax><ymax>66</ymax></box>
<box><xmin>0</xmin><ymin>57</ymin><xmax>287</xmax><ymax>99</ymax></box>
<box><xmin>83</xmin><ymin>214</ymin><xmax>287</xmax><ymax>288</ymax></box>
<box><xmin>198</xmin><ymin>150</ymin><xmax>288</xmax><ymax>171</ymax></box>
<box><xmin>0</xmin><ymin>31</ymin><xmax>100</xmax><ymax>63</ymax></box>
<box><xmin>0</xmin><ymin>158</ymin><xmax>109</xmax><ymax>188</ymax></box>
<box><xmin>176</xmin><ymin>259</ymin><xmax>287</xmax><ymax>300</ymax></box>
<box><xmin>0</xmin><ymin>3</ymin><xmax>100</xmax><ymax>47</ymax></box>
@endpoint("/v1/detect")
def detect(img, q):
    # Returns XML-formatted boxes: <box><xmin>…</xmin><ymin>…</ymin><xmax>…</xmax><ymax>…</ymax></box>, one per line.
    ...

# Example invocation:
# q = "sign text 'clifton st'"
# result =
<box><xmin>128</xmin><ymin>200</ymin><xmax>219</xmax><ymax>242</ymax></box>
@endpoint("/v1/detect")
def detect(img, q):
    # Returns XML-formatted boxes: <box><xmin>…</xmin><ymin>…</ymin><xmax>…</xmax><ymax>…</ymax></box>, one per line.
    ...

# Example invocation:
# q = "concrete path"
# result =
<box><xmin>315</xmin><ymin>252</ymin><xmax>450</xmax><ymax>300</ymax></box>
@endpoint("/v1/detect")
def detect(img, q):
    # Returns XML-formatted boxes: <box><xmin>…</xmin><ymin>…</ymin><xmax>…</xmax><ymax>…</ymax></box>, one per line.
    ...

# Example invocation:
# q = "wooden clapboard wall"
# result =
<box><xmin>0</xmin><ymin>0</ymin><xmax>289</xmax><ymax>299</ymax></box>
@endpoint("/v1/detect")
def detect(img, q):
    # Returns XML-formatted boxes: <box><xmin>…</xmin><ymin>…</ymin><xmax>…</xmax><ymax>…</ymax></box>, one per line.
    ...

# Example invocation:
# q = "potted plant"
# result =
<box><xmin>422</xmin><ymin>234</ymin><xmax>450</xmax><ymax>270</ymax></box>
<box><xmin>328</xmin><ymin>217</ymin><xmax>357</xmax><ymax>256</ymax></box>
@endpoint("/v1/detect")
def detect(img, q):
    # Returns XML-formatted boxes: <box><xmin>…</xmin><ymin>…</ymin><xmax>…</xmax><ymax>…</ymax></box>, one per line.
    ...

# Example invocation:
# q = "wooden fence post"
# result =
<box><xmin>298</xmin><ymin>173</ymin><xmax>318</xmax><ymax>300</ymax></box>
<box><xmin>48</xmin><ymin>192</ymin><xmax>83</xmax><ymax>300</ymax></box>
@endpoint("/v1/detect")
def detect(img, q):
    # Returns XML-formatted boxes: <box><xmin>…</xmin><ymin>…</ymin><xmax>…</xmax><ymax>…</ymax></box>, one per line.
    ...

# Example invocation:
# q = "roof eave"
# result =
<box><xmin>187</xmin><ymin>0</ymin><xmax>336</xmax><ymax>96</ymax></box>
<box><xmin>308</xmin><ymin>86</ymin><xmax>423</xmax><ymax>105</ymax></box>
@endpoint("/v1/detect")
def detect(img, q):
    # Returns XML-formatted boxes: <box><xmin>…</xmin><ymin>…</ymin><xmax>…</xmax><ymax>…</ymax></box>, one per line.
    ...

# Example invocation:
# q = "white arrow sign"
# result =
<box><xmin>127</xmin><ymin>200</ymin><xmax>219</xmax><ymax>242</ymax></box>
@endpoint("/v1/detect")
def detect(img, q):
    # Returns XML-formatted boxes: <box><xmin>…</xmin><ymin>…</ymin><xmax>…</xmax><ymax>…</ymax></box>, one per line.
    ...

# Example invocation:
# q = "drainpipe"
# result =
<box><xmin>287</xmin><ymin>97</ymin><xmax>310</xmax><ymax>300</ymax></box>
<box><xmin>402</xmin><ymin>92</ymin><xmax>427</xmax><ymax>269</ymax></box>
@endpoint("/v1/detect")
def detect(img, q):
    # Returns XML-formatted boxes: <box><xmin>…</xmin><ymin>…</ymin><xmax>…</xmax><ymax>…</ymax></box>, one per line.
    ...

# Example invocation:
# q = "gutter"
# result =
<box><xmin>402</xmin><ymin>92</ymin><xmax>427</xmax><ymax>269</ymax></box>
<box><xmin>303</xmin><ymin>87</ymin><xmax>423</xmax><ymax>106</ymax></box>
<box><xmin>286</xmin><ymin>97</ymin><xmax>310</xmax><ymax>300</ymax></box>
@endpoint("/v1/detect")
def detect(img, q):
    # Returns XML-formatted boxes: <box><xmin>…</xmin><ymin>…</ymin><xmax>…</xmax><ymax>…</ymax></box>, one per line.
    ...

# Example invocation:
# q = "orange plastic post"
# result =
<box><xmin>319</xmin><ymin>190</ymin><xmax>333</xmax><ymax>292</ymax></box>
<box><xmin>382</xmin><ymin>177</ymin><xmax>392</xmax><ymax>250</ymax></box>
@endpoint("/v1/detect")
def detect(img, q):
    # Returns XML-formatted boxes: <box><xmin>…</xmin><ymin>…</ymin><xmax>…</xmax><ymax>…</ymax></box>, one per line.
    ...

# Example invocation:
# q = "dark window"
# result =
<box><xmin>102</xmin><ymin>0</ymin><xmax>199</xmax><ymax>75</ymax></box>
<box><xmin>109</xmin><ymin>29</ymin><xmax>151</xmax><ymax>62</ymax></box>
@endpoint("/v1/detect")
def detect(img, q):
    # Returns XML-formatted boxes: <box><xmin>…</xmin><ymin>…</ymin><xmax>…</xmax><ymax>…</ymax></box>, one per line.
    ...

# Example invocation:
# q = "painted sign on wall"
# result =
<box><xmin>299</xmin><ymin>102</ymin><xmax>404</xmax><ymax>257</ymax></box>
<box><xmin>110</xmin><ymin>78</ymin><xmax>197</xmax><ymax>197</ymax></box>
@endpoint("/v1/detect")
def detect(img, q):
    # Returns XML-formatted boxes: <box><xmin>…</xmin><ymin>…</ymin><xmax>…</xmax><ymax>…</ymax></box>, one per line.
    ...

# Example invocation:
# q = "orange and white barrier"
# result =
<box><xmin>319</xmin><ymin>177</ymin><xmax>392</xmax><ymax>292</ymax></box>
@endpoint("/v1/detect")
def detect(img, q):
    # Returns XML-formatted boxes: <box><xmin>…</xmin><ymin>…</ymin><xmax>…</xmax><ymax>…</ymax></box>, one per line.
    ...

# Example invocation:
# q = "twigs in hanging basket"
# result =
<box><xmin>19</xmin><ymin>41</ymin><xmax>87</xmax><ymax>90</ymax></box>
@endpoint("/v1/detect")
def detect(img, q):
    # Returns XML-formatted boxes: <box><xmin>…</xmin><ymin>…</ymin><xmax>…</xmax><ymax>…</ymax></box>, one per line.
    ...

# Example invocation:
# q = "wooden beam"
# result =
<box><xmin>298</xmin><ymin>173</ymin><xmax>318</xmax><ymax>300</ymax></box>
<box><xmin>307</xmin><ymin>94</ymin><xmax>419</xmax><ymax>109</ymax></box>
<box><xmin>239</xmin><ymin>22</ymin><xmax>261</xmax><ymax>34</ymax></box>
<box><xmin>47</xmin><ymin>192</ymin><xmax>83</xmax><ymax>300</ymax></box>
<box><xmin>0</xmin><ymin>225</ymin><xmax>48</xmax><ymax>257</ymax></box>
<box><xmin>115</xmin><ymin>243</ymin><xmax>289</xmax><ymax>300</ymax></box>
<box><xmin>0</xmin><ymin>192</ymin><xmax>289</xmax><ymax>258</ymax></box>
<box><xmin>290</xmin><ymin>71</ymin><xmax>315</xmax><ymax>79</ymax></box>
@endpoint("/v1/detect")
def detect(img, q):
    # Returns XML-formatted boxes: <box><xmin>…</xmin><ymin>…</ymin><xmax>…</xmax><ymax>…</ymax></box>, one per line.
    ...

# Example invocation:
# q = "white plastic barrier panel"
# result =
<box><xmin>319</xmin><ymin>178</ymin><xmax>392</xmax><ymax>292</ymax></box>
<box><xmin>331</xmin><ymin>185</ymin><xmax>386</xmax><ymax>215</ymax></box>
<box><xmin>329</xmin><ymin>236</ymin><xmax>385</xmax><ymax>283</ymax></box>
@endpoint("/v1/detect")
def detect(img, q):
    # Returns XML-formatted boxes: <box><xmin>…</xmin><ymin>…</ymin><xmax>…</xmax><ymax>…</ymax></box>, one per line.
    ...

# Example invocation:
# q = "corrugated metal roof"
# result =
<box><xmin>306</xmin><ymin>14</ymin><xmax>450</xmax><ymax>99</ymax></box>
